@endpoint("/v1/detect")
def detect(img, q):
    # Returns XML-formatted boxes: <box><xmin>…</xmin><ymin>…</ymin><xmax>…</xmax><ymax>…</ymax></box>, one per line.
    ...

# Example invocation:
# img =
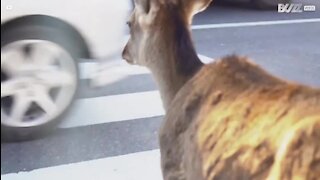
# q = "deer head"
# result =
<box><xmin>122</xmin><ymin>0</ymin><xmax>212</xmax><ymax>67</ymax></box>
<box><xmin>122</xmin><ymin>0</ymin><xmax>212</xmax><ymax>109</ymax></box>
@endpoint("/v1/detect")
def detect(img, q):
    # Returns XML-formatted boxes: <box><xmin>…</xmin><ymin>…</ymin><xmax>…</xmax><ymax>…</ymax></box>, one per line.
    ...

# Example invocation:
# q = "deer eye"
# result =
<box><xmin>127</xmin><ymin>21</ymin><xmax>132</xmax><ymax>28</ymax></box>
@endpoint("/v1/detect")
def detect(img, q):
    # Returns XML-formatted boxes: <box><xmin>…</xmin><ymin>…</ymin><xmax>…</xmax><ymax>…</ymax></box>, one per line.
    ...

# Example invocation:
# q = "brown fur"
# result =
<box><xmin>122</xmin><ymin>0</ymin><xmax>320</xmax><ymax>179</ymax></box>
<box><xmin>160</xmin><ymin>56</ymin><xmax>320</xmax><ymax>180</ymax></box>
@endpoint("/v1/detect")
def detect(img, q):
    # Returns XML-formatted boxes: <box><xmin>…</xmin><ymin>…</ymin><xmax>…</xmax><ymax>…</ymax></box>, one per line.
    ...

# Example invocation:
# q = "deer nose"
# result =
<box><xmin>122</xmin><ymin>45</ymin><xmax>134</xmax><ymax>64</ymax></box>
<box><xmin>122</xmin><ymin>45</ymin><xmax>129</xmax><ymax>60</ymax></box>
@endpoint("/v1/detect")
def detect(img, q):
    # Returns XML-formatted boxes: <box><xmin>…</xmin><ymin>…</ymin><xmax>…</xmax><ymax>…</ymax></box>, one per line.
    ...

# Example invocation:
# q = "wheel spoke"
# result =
<box><xmin>10</xmin><ymin>95</ymin><xmax>31</xmax><ymax>122</ymax></box>
<box><xmin>1</xmin><ymin>50</ymin><xmax>25</xmax><ymax>73</ymax></box>
<box><xmin>35</xmin><ymin>89</ymin><xmax>57</xmax><ymax>116</ymax></box>
<box><xmin>1</xmin><ymin>79</ymin><xmax>21</xmax><ymax>97</ymax></box>
<box><xmin>37</xmin><ymin>69</ymin><xmax>75</xmax><ymax>87</ymax></box>
<box><xmin>30</xmin><ymin>42</ymin><xmax>59</xmax><ymax>65</ymax></box>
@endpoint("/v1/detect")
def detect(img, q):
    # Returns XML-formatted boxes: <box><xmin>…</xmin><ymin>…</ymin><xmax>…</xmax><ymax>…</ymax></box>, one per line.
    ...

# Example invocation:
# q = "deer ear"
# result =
<box><xmin>183</xmin><ymin>0</ymin><xmax>213</xmax><ymax>22</ymax></box>
<box><xmin>135</xmin><ymin>0</ymin><xmax>160</xmax><ymax>27</ymax></box>
<box><xmin>135</xmin><ymin>0</ymin><xmax>151</xmax><ymax>14</ymax></box>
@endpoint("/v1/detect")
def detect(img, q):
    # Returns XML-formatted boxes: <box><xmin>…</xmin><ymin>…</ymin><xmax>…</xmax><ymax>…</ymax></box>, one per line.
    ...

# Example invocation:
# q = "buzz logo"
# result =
<box><xmin>278</xmin><ymin>4</ymin><xmax>303</xmax><ymax>13</ymax></box>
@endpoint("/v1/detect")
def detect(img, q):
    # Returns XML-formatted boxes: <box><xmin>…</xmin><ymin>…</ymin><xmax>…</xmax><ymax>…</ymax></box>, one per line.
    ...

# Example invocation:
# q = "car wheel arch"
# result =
<box><xmin>1</xmin><ymin>14</ymin><xmax>91</xmax><ymax>59</ymax></box>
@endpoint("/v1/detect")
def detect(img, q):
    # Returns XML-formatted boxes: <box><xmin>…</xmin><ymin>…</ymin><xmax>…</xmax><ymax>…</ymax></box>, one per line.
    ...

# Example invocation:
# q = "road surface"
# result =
<box><xmin>1</xmin><ymin>3</ymin><xmax>320</xmax><ymax>180</ymax></box>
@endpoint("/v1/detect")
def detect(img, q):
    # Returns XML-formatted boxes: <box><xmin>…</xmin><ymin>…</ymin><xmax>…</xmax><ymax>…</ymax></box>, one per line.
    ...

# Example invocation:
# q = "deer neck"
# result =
<box><xmin>146</xmin><ymin>7</ymin><xmax>203</xmax><ymax>111</ymax></box>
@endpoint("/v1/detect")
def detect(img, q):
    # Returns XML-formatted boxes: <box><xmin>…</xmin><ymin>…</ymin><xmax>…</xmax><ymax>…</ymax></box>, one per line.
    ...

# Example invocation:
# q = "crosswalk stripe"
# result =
<box><xmin>60</xmin><ymin>90</ymin><xmax>165</xmax><ymax>128</ymax></box>
<box><xmin>78</xmin><ymin>54</ymin><xmax>213</xmax><ymax>81</ymax></box>
<box><xmin>198</xmin><ymin>54</ymin><xmax>214</xmax><ymax>63</ymax></box>
<box><xmin>1</xmin><ymin>149</ymin><xmax>162</xmax><ymax>180</ymax></box>
<box><xmin>191</xmin><ymin>18</ymin><xmax>320</xmax><ymax>30</ymax></box>
<box><xmin>64</xmin><ymin>54</ymin><xmax>213</xmax><ymax>128</ymax></box>
<box><xmin>79</xmin><ymin>60</ymin><xmax>150</xmax><ymax>80</ymax></box>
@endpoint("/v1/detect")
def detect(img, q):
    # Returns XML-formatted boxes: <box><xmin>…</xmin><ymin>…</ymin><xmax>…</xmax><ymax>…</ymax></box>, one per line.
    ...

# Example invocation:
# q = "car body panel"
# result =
<box><xmin>1</xmin><ymin>0</ymin><xmax>131</xmax><ymax>58</ymax></box>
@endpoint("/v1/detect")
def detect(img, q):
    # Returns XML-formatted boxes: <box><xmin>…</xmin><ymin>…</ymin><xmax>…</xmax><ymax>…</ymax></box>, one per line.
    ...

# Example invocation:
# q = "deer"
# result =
<box><xmin>122</xmin><ymin>0</ymin><xmax>320</xmax><ymax>179</ymax></box>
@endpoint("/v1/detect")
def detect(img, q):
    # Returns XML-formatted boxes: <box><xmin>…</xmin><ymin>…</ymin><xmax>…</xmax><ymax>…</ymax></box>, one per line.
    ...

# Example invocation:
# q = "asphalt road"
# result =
<box><xmin>1</xmin><ymin>3</ymin><xmax>320</xmax><ymax>180</ymax></box>
<box><xmin>193</xmin><ymin>3</ymin><xmax>320</xmax><ymax>87</ymax></box>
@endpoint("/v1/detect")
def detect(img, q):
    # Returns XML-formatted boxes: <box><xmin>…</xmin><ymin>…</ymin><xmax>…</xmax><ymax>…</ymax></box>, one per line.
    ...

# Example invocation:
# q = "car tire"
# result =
<box><xmin>1</xmin><ymin>20</ymin><xmax>82</xmax><ymax>142</ymax></box>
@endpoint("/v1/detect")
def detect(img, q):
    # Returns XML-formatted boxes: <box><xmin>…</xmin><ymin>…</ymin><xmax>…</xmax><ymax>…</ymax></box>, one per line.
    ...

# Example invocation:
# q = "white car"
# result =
<box><xmin>1</xmin><ymin>0</ymin><xmax>131</xmax><ymax>141</ymax></box>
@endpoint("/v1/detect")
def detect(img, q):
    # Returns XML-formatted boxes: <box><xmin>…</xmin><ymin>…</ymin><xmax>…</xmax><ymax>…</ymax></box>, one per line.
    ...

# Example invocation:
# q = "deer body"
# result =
<box><xmin>122</xmin><ymin>0</ymin><xmax>320</xmax><ymax>179</ymax></box>
<box><xmin>160</xmin><ymin>58</ymin><xmax>320</xmax><ymax>180</ymax></box>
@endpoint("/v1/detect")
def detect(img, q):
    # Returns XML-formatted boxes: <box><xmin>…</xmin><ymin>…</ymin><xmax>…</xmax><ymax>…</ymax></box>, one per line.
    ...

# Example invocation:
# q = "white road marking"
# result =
<box><xmin>78</xmin><ymin>62</ymin><xmax>96</xmax><ymax>79</ymax></box>
<box><xmin>191</xmin><ymin>18</ymin><xmax>320</xmax><ymax>30</ymax></box>
<box><xmin>66</xmin><ymin>54</ymin><xmax>213</xmax><ymax>128</ymax></box>
<box><xmin>60</xmin><ymin>90</ymin><xmax>165</xmax><ymax>128</ymax></box>
<box><xmin>198</xmin><ymin>54</ymin><xmax>214</xmax><ymax>64</ymax></box>
<box><xmin>79</xmin><ymin>55</ymin><xmax>213</xmax><ymax>80</ymax></box>
<box><xmin>79</xmin><ymin>54</ymin><xmax>213</xmax><ymax>86</ymax></box>
<box><xmin>83</xmin><ymin>60</ymin><xmax>151</xmax><ymax>87</ymax></box>
<box><xmin>78</xmin><ymin>61</ymin><xmax>149</xmax><ymax>80</ymax></box>
<box><xmin>1</xmin><ymin>149</ymin><xmax>162</xmax><ymax>180</ymax></box>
